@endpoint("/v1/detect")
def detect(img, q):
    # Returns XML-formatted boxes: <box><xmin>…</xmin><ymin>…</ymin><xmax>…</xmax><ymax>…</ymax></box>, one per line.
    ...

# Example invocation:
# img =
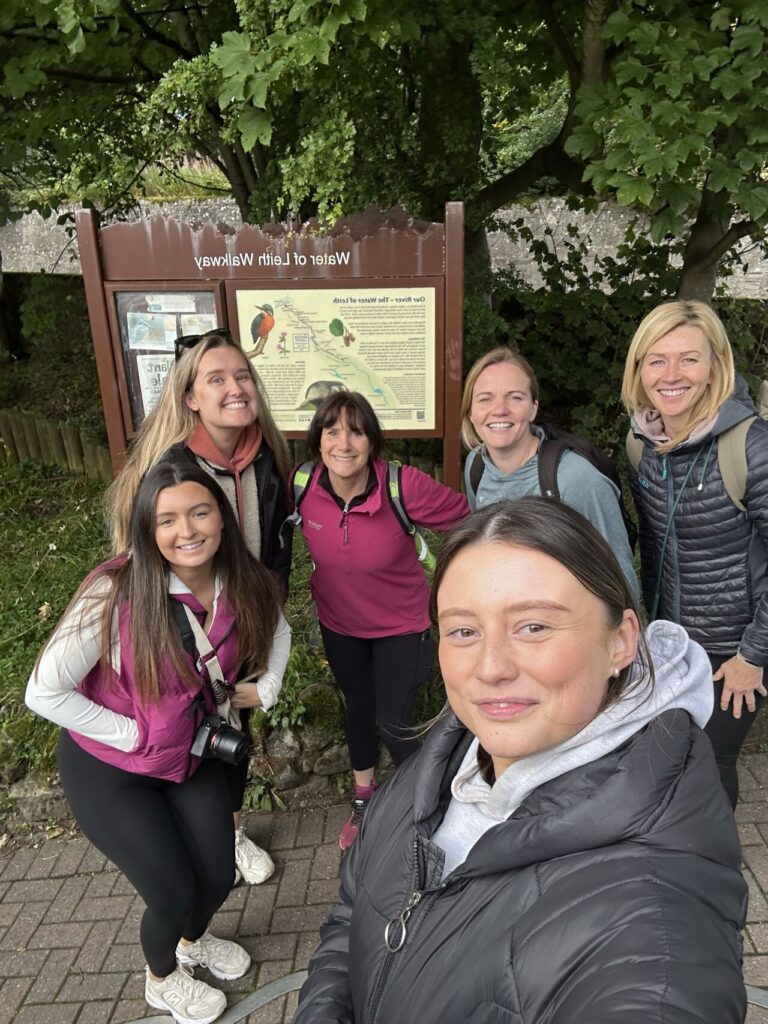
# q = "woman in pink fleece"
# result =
<box><xmin>294</xmin><ymin>392</ymin><xmax>469</xmax><ymax>849</ymax></box>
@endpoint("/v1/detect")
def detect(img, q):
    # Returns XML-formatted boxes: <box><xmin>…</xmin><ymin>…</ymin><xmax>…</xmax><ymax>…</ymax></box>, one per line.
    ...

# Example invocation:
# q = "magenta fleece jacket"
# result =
<box><xmin>297</xmin><ymin>459</ymin><xmax>470</xmax><ymax>638</ymax></box>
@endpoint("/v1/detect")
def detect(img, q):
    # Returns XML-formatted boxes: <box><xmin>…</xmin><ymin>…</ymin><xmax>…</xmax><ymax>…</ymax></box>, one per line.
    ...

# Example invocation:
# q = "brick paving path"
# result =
<box><xmin>4</xmin><ymin>757</ymin><xmax>768</xmax><ymax>1023</ymax></box>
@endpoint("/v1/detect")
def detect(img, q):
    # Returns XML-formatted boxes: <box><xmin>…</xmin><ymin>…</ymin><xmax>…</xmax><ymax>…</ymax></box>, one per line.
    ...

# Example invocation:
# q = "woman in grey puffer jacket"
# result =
<box><xmin>294</xmin><ymin>499</ymin><xmax>746</xmax><ymax>1024</ymax></box>
<box><xmin>622</xmin><ymin>300</ymin><xmax>768</xmax><ymax>807</ymax></box>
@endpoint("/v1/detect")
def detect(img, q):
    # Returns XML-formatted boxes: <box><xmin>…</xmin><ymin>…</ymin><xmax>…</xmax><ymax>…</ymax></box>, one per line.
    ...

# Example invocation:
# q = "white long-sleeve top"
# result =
<box><xmin>26</xmin><ymin>572</ymin><xmax>292</xmax><ymax>752</ymax></box>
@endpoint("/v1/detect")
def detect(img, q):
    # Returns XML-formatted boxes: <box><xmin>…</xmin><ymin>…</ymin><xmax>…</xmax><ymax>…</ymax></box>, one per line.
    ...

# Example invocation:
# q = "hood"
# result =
<box><xmin>413</xmin><ymin>621</ymin><xmax>735</xmax><ymax>875</ymax></box>
<box><xmin>631</xmin><ymin>392</ymin><xmax>755</xmax><ymax>450</ymax></box>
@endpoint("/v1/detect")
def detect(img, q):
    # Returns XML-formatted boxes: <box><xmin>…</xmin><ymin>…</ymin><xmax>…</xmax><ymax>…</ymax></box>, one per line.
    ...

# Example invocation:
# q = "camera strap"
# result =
<box><xmin>180</xmin><ymin>604</ymin><xmax>240</xmax><ymax>728</ymax></box>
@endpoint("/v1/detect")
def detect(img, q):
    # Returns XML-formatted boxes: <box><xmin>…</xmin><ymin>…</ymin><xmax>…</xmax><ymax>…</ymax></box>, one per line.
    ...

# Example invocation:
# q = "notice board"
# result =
<box><xmin>76</xmin><ymin>204</ymin><xmax>464</xmax><ymax>487</ymax></box>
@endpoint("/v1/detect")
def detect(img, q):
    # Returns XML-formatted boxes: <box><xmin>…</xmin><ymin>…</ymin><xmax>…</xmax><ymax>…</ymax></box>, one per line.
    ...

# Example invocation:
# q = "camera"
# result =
<box><xmin>191</xmin><ymin>715</ymin><xmax>248</xmax><ymax>765</ymax></box>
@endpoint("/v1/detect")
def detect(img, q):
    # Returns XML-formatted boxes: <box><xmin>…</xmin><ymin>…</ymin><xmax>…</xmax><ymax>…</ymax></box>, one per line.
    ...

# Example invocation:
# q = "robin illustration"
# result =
<box><xmin>250</xmin><ymin>303</ymin><xmax>275</xmax><ymax>356</ymax></box>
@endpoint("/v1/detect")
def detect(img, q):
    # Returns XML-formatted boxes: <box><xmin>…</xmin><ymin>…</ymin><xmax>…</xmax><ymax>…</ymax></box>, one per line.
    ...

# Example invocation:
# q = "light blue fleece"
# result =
<box><xmin>465</xmin><ymin>429</ymin><xmax>639</xmax><ymax>597</ymax></box>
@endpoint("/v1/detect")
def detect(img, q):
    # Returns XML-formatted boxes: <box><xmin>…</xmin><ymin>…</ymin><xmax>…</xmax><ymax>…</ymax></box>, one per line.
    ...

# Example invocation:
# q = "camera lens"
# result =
<box><xmin>210</xmin><ymin>726</ymin><xmax>248</xmax><ymax>765</ymax></box>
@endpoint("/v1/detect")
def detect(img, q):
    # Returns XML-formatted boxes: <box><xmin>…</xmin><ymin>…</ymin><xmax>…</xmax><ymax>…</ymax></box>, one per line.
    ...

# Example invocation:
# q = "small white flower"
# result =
<box><xmin>48</xmin><ymin>543</ymin><xmax>57</xmax><ymax>552</ymax></box>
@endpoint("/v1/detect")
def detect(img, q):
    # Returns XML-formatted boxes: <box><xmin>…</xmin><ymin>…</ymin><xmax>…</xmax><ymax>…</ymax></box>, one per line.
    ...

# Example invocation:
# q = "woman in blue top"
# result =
<box><xmin>460</xmin><ymin>346</ymin><xmax>637</xmax><ymax>593</ymax></box>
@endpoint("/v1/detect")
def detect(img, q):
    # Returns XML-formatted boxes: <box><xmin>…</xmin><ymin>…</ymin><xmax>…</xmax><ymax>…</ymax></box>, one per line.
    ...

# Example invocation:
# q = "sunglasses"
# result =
<box><xmin>174</xmin><ymin>327</ymin><xmax>232</xmax><ymax>361</ymax></box>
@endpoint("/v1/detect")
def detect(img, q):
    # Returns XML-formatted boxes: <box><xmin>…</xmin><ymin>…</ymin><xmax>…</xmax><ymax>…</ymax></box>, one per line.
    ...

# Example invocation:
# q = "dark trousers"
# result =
<box><xmin>320</xmin><ymin>625</ymin><xmax>436</xmax><ymax>770</ymax></box>
<box><xmin>705</xmin><ymin>654</ymin><xmax>767</xmax><ymax>809</ymax></box>
<box><xmin>57</xmin><ymin>731</ymin><xmax>234</xmax><ymax>976</ymax></box>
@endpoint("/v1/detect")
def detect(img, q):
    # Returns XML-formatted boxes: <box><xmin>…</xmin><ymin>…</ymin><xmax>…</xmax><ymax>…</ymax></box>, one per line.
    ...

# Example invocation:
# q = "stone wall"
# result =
<box><xmin>2</xmin><ymin>199</ymin><xmax>767</xmax><ymax>297</ymax></box>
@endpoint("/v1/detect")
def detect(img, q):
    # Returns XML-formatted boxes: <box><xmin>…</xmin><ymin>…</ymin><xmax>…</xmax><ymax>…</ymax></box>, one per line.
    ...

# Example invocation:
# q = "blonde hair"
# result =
<box><xmin>460</xmin><ymin>347</ymin><xmax>539</xmax><ymax>449</ymax></box>
<box><xmin>106</xmin><ymin>333</ymin><xmax>290</xmax><ymax>553</ymax></box>
<box><xmin>621</xmin><ymin>300</ymin><xmax>735</xmax><ymax>451</ymax></box>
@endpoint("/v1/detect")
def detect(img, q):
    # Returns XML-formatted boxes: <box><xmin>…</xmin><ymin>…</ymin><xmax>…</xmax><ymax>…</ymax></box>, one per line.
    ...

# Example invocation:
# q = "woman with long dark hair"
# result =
<box><xmin>27</xmin><ymin>462</ymin><xmax>290</xmax><ymax>1024</ymax></box>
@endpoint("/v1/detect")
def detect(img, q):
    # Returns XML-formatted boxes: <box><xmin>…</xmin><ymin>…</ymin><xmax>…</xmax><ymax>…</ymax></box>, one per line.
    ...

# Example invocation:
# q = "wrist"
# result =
<box><xmin>737</xmin><ymin>649</ymin><xmax>761</xmax><ymax>668</ymax></box>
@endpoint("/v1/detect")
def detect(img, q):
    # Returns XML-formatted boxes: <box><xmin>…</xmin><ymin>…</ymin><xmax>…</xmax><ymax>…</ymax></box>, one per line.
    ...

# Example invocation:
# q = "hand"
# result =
<box><xmin>713</xmin><ymin>656</ymin><xmax>767</xmax><ymax>719</ymax></box>
<box><xmin>230</xmin><ymin>682</ymin><xmax>263</xmax><ymax>709</ymax></box>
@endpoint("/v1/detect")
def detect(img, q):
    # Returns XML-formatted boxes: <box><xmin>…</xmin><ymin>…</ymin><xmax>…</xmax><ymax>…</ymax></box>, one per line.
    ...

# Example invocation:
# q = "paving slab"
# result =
<box><xmin>2</xmin><ymin>760</ymin><xmax>768</xmax><ymax>1022</ymax></box>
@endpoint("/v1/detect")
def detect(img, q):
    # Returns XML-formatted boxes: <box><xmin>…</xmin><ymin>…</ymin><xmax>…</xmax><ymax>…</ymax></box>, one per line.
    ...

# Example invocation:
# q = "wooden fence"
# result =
<box><xmin>0</xmin><ymin>409</ymin><xmax>113</xmax><ymax>482</ymax></box>
<box><xmin>0</xmin><ymin>411</ymin><xmax>440</xmax><ymax>485</ymax></box>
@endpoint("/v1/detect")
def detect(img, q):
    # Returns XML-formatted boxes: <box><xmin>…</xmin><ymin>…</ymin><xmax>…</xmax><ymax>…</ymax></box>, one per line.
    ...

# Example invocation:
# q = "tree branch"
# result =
<box><xmin>120</xmin><ymin>0</ymin><xmax>193</xmax><ymax>59</ymax></box>
<box><xmin>686</xmin><ymin>217</ymin><xmax>757</xmax><ymax>273</ymax></box>
<box><xmin>536</xmin><ymin>0</ymin><xmax>580</xmax><ymax>90</ymax></box>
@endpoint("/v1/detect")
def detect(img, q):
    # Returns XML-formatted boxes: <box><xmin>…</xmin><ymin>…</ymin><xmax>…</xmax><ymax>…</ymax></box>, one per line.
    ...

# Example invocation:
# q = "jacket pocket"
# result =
<box><xmin>464</xmin><ymin>1002</ymin><xmax>521</xmax><ymax>1023</ymax></box>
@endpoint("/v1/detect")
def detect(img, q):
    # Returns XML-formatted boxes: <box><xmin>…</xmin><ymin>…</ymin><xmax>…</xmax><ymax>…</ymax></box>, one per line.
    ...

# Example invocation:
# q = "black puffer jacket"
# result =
<box><xmin>294</xmin><ymin>712</ymin><xmax>746</xmax><ymax>1024</ymax></box>
<box><xmin>629</xmin><ymin>398</ymin><xmax>768</xmax><ymax>665</ymax></box>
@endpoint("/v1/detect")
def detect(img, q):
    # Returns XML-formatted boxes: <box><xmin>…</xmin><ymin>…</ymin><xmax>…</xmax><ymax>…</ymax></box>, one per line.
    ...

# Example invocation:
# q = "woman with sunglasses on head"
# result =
<box><xmin>106</xmin><ymin>329</ymin><xmax>291</xmax><ymax>885</ymax></box>
<box><xmin>292</xmin><ymin>391</ymin><xmax>470</xmax><ymax>851</ymax></box>
<box><xmin>294</xmin><ymin>498</ymin><xmax>746</xmax><ymax>1024</ymax></box>
<box><xmin>622</xmin><ymin>300</ymin><xmax>768</xmax><ymax>808</ymax></box>
<box><xmin>27</xmin><ymin>462</ymin><xmax>289</xmax><ymax>1024</ymax></box>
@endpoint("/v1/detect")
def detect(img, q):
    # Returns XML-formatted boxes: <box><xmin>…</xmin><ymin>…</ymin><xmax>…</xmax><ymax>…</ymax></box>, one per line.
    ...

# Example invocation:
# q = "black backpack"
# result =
<box><xmin>466</xmin><ymin>424</ymin><xmax>638</xmax><ymax>550</ymax></box>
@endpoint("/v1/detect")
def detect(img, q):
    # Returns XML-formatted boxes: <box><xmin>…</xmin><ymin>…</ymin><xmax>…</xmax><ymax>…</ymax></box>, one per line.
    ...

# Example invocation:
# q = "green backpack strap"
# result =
<box><xmin>758</xmin><ymin>380</ymin><xmax>768</xmax><ymax>419</ymax></box>
<box><xmin>284</xmin><ymin>461</ymin><xmax>313</xmax><ymax>531</ymax></box>
<box><xmin>386</xmin><ymin>462</ymin><xmax>435</xmax><ymax>575</ymax></box>
<box><xmin>625</xmin><ymin>431</ymin><xmax>644</xmax><ymax>473</ymax></box>
<box><xmin>718</xmin><ymin>417</ymin><xmax>756</xmax><ymax>513</ymax></box>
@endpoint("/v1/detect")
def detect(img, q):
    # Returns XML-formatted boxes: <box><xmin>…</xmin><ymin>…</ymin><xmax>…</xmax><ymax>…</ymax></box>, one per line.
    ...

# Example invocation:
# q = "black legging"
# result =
<box><xmin>57</xmin><ymin>731</ymin><xmax>234</xmax><ymax>976</ymax></box>
<box><xmin>705</xmin><ymin>653</ymin><xmax>767</xmax><ymax>808</ymax></box>
<box><xmin>320</xmin><ymin>625</ymin><xmax>436</xmax><ymax>770</ymax></box>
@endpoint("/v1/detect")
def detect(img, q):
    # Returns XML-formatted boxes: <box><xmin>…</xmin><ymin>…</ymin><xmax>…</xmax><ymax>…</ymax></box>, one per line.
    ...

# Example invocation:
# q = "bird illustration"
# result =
<box><xmin>250</xmin><ymin>303</ymin><xmax>275</xmax><ymax>356</ymax></box>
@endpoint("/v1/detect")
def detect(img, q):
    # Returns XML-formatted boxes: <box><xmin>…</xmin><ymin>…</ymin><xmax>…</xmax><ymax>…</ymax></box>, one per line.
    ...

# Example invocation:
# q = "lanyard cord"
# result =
<box><xmin>650</xmin><ymin>440</ymin><xmax>714</xmax><ymax>620</ymax></box>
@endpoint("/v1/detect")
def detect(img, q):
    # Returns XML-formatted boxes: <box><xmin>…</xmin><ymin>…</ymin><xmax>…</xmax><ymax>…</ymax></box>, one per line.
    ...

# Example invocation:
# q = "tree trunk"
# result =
<box><xmin>678</xmin><ymin>190</ymin><xmax>733</xmax><ymax>302</ymax></box>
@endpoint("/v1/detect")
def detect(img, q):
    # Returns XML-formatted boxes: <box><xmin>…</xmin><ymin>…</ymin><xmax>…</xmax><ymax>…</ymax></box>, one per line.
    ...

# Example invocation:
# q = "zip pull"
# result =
<box><xmin>340</xmin><ymin>504</ymin><xmax>350</xmax><ymax>544</ymax></box>
<box><xmin>661</xmin><ymin>455</ymin><xmax>668</xmax><ymax>480</ymax></box>
<box><xmin>384</xmin><ymin>889</ymin><xmax>422</xmax><ymax>952</ymax></box>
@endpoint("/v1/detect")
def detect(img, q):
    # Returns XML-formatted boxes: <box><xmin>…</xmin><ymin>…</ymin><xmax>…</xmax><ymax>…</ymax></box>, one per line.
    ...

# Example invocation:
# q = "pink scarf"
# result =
<box><xmin>187</xmin><ymin>423</ymin><xmax>262</xmax><ymax>531</ymax></box>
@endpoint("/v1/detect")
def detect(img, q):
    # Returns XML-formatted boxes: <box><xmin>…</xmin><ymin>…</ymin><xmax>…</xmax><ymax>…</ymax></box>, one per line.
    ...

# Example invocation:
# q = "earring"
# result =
<box><xmin>612</xmin><ymin>667</ymin><xmax>620</xmax><ymax>679</ymax></box>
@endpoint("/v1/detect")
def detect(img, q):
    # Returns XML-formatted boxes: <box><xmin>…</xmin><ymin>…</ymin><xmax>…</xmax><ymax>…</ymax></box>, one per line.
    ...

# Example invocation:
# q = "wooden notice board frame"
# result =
<box><xmin>76</xmin><ymin>203</ymin><xmax>464</xmax><ymax>488</ymax></box>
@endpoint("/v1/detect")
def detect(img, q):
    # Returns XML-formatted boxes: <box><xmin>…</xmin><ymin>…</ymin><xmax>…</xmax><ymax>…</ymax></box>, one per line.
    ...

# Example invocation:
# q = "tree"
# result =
<box><xmin>2</xmin><ymin>1</ymin><xmax>768</xmax><ymax>300</ymax></box>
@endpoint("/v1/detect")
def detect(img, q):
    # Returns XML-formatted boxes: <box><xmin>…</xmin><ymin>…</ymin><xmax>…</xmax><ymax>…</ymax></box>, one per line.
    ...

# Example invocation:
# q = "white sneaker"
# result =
<box><xmin>176</xmin><ymin>930</ymin><xmax>251</xmax><ymax>981</ymax></box>
<box><xmin>145</xmin><ymin>964</ymin><xmax>226</xmax><ymax>1024</ymax></box>
<box><xmin>234</xmin><ymin>826</ymin><xmax>275</xmax><ymax>884</ymax></box>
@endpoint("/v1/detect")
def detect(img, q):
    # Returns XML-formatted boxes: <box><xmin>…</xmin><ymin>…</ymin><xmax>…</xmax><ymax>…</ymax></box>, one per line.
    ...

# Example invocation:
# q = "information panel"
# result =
<box><xmin>234</xmin><ymin>286</ymin><xmax>437</xmax><ymax>432</ymax></box>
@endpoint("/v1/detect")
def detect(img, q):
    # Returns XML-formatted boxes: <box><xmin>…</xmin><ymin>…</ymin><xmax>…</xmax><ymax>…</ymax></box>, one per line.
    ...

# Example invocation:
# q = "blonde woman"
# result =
<box><xmin>106</xmin><ymin>328</ymin><xmax>291</xmax><ymax>882</ymax></box>
<box><xmin>622</xmin><ymin>300</ymin><xmax>768</xmax><ymax>807</ymax></box>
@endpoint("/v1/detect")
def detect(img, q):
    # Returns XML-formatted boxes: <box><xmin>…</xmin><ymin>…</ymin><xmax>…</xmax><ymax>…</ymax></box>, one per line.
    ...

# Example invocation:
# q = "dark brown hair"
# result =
<box><xmin>306</xmin><ymin>391</ymin><xmax>383</xmax><ymax>462</ymax></box>
<box><xmin>40</xmin><ymin>461</ymin><xmax>280</xmax><ymax>704</ymax></box>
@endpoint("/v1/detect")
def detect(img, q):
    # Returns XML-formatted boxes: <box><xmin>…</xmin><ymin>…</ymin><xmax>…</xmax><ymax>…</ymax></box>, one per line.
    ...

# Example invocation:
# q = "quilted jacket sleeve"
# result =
<box><xmin>738</xmin><ymin>417</ymin><xmax>768</xmax><ymax>665</ymax></box>
<box><xmin>292</xmin><ymin>826</ymin><xmax>361</xmax><ymax>1024</ymax></box>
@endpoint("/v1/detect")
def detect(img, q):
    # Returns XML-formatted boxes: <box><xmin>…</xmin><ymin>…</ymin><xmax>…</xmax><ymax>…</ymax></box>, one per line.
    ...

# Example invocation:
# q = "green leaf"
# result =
<box><xmin>239</xmin><ymin>108</ymin><xmax>273</xmax><ymax>149</ymax></box>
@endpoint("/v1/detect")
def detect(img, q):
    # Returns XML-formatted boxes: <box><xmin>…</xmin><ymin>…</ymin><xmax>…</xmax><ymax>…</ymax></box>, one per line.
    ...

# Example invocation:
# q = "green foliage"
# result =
<box><xmin>0</xmin><ymin>462</ymin><xmax>109</xmax><ymax>782</ymax></box>
<box><xmin>0</xmin><ymin>274</ymin><xmax>105</xmax><ymax>439</ymax></box>
<box><xmin>567</xmin><ymin>1</ymin><xmax>768</xmax><ymax>244</ymax></box>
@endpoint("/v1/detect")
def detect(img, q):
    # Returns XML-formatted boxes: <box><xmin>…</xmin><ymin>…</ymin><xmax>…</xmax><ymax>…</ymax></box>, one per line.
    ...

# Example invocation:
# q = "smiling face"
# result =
<box><xmin>469</xmin><ymin>362</ymin><xmax>538</xmax><ymax>463</ymax></box>
<box><xmin>154</xmin><ymin>481</ymin><xmax>223</xmax><ymax>582</ymax></box>
<box><xmin>185</xmin><ymin>346</ymin><xmax>259</xmax><ymax>451</ymax></box>
<box><xmin>639</xmin><ymin>325</ymin><xmax>713</xmax><ymax>435</ymax></box>
<box><xmin>437</xmin><ymin>541</ymin><xmax>638</xmax><ymax>779</ymax></box>
<box><xmin>319</xmin><ymin>407</ymin><xmax>373</xmax><ymax>497</ymax></box>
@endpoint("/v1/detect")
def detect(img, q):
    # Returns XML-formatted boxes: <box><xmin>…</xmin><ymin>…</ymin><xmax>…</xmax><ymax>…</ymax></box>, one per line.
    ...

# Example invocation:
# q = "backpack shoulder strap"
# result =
<box><xmin>536</xmin><ymin>433</ymin><xmax>568</xmax><ymax>499</ymax></box>
<box><xmin>718</xmin><ymin>417</ymin><xmax>756</xmax><ymax>512</ymax></box>
<box><xmin>626</xmin><ymin>431</ymin><xmax>644</xmax><ymax>473</ymax></box>
<box><xmin>286</xmin><ymin>461</ymin><xmax>314</xmax><ymax>525</ymax></box>
<box><xmin>171</xmin><ymin>599</ymin><xmax>197</xmax><ymax>659</ymax></box>
<box><xmin>468</xmin><ymin>448</ymin><xmax>485</xmax><ymax>498</ymax></box>
<box><xmin>386</xmin><ymin>462</ymin><xmax>415</xmax><ymax>537</ymax></box>
<box><xmin>758</xmin><ymin>380</ymin><xmax>768</xmax><ymax>419</ymax></box>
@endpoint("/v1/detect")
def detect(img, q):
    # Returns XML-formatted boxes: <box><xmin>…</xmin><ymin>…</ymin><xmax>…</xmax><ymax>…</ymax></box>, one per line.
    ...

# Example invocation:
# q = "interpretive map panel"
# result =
<box><xmin>233</xmin><ymin>286</ymin><xmax>437</xmax><ymax>431</ymax></box>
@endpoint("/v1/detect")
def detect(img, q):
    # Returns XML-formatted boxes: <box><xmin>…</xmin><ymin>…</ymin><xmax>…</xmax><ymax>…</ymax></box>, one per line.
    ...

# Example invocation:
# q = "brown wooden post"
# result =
<box><xmin>442</xmin><ymin>202</ymin><xmax>464</xmax><ymax>491</ymax></box>
<box><xmin>76</xmin><ymin>209</ymin><xmax>129</xmax><ymax>472</ymax></box>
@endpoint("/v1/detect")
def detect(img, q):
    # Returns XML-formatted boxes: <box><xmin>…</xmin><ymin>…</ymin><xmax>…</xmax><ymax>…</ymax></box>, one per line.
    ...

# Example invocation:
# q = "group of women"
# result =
<box><xmin>25</xmin><ymin>299</ymin><xmax>766</xmax><ymax>1023</ymax></box>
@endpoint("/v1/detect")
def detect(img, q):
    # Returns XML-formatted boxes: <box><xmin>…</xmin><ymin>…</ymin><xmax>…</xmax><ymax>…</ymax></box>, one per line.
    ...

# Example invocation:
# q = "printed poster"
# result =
<box><xmin>234</xmin><ymin>287</ymin><xmax>437</xmax><ymax>431</ymax></box>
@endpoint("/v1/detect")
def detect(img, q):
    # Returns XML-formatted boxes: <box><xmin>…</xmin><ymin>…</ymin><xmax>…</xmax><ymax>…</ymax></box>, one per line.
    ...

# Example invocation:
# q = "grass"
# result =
<box><xmin>0</xmin><ymin>462</ymin><xmax>110</xmax><ymax>782</ymax></box>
